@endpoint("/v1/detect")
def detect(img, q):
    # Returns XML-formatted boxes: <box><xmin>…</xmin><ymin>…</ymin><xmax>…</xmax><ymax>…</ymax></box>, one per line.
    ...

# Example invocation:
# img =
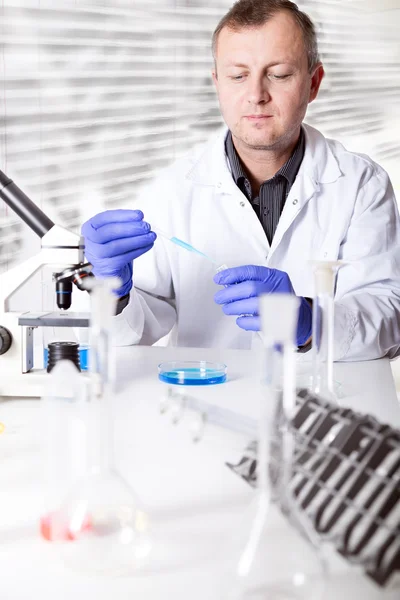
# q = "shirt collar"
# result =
<box><xmin>185</xmin><ymin>123</ymin><xmax>342</xmax><ymax>189</ymax></box>
<box><xmin>225</xmin><ymin>126</ymin><xmax>305</xmax><ymax>189</ymax></box>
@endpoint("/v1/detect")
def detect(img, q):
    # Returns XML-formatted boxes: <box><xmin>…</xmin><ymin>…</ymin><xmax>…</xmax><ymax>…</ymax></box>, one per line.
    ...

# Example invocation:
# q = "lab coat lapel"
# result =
<box><xmin>268</xmin><ymin>124</ymin><xmax>343</xmax><ymax>260</ymax></box>
<box><xmin>186</xmin><ymin>124</ymin><xmax>343</xmax><ymax>263</ymax></box>
<box><xmin>186</xmin><ymin>126</ymin><xmax>231</xmax><ymax>189</ymax></box>
<box><xmin>268</xmin><ymin>172</ymin><xmax>317</xmax><ymax>258</ymax></box>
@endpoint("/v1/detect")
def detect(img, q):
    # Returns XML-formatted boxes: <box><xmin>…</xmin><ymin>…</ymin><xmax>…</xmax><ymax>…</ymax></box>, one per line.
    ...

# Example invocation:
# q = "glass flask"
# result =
<box><xmin>219</xmin><ymin>293</ymin><xmax>328</xmax><ymax>600</ymax></box>
<box><xmin>40</xmin><ymin>359</ymin><xmax>87</xmax><ymax>542</ymax></box>
<box><xmin>47</xmin><ymin>278</ymin><xmax>151</xmax><ymax>575</ymax></box>
<box><xmin>311</xmin><ymin>261</ymin><xmax>343</xmax><ymax>403</ymax></box>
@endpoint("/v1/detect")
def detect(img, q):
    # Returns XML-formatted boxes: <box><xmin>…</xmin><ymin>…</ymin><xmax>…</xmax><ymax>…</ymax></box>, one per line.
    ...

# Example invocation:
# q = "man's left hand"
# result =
<box><xmin>213</xmin><ymin>265</ymin><xmax>312</xmax><ymax>346</ymax></box>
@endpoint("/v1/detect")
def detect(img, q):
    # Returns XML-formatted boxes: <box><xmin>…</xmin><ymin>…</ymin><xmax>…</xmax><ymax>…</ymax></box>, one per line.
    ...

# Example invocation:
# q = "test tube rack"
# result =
<box><xmin>226</xmin><ymin>389</ymin><xmax>400</xmax><ymax>588</ymax></box>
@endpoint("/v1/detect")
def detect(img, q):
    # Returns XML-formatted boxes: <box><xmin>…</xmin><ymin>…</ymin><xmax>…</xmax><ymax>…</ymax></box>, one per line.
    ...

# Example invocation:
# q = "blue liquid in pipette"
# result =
<box><xmin>159</xmin><ymin>367</ymin><xmax>227</xmax><ymax>386</ymax></box>
<box><xmin>169</xmin><ymin>237</ymin><xmax>217</xmax><ymax>264</ymax></box>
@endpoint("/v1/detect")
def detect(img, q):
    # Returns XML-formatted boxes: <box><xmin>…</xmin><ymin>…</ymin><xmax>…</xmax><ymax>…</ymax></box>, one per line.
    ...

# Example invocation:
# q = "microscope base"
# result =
<box><xmin>0</xmin><ymin>312</ymin><xmax>88</xmax><ymax>398</ymax></box>
<box><xmin>1</xmin><ymin>370</ymin><xmax>51</xmax><ymax>398</ymax></box>
<box><xmin>1</xmin><ymin>371</ymin><xmax>89</xmax><ymax>398</ymax></box>
<box><xmin>0</xmin><ymin>370</ymin><xmax>89</xmax><ymax>399</ymax></box>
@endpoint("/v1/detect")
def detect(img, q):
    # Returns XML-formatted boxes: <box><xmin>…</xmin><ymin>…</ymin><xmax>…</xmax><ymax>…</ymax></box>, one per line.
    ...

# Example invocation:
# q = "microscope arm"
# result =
<box><xmin>0</xmin><ymin>224</ymin><xmax>85</xmax><ymax>312</ymax></box>
<box><xmin>0</xmin><ymin>253</ymin><xmax>43</xmax><ymax>312</ymax></box>
<box><xmin>0</xmin><ymin>170</ymin><xmax>85</xmax><ymax>311</ymax></box>
<box><xmin>0</xmin><ymin>169</ymin><xmax>54</xmax><ymax>236</ymax></box>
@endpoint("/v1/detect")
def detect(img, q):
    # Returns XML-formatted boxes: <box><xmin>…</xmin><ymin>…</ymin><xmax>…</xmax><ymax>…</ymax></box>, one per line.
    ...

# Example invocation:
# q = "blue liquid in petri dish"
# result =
<box><xmin>43</xmin><ymin>346</ymin><xmax>89</xmax><ymax>371</ymax></box>
<box><xmin>158</xmin><ymin>367</ymin><xmax>226</xmax><ymax>386</ymax></box>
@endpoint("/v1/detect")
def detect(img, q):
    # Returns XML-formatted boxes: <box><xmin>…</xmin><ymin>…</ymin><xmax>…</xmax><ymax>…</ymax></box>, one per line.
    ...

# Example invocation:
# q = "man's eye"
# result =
<box><xmin>269</xmin><ymin>74</ymin><xmax>291</xmax><ymax>80</ymax></box>
<box><xmin>230</xmin><ymin>74</ymin><xmax>245</xmax><ymax>81</ymax></box>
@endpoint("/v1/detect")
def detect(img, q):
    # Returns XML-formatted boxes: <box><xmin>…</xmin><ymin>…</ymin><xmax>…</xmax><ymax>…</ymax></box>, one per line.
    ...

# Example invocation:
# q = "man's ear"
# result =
<box><xmin>212</xmin><ymin>69</ymin><xmax>218</xmax><ymax>88</ymax></box>
<box><xmin>309</xmin><ymin>63</ymin><xmax>324</xmax><ymax>103</ymax></box>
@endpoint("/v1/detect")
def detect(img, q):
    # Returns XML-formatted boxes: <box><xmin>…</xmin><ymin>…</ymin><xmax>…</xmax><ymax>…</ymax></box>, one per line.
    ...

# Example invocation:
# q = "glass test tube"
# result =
<box><xmin>311</xmin><ymin>261</ymin><xmax>343</xmax><ymax>402</ymax></box>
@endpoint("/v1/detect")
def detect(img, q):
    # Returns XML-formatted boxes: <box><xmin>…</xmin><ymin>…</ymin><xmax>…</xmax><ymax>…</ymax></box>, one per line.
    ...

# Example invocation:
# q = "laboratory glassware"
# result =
<box><xmin>158</xmin><ymin>360</ymin><xmax>228</xmax><ymax>442</ymax></box>
<box><xmin>152</xmin><ymin>226</ymin><xmax>220</xmax><ymax>265</ymax></box>
<box><xmin>158</xmin><ymin>262</ymin><xmax>229</xmax><ymax>438</ymax></box>
<box><xmin>40</xmin><ymin>359</ymin><xmax>87</xmax><ymax>541</ymax></box>
<box><xmin>311</xmin><ymin>261</ymin><xmax>343</xmax><ymax>403</ymax></box>
<box><xmin>220</xmin><ymin>293</ymin><xmax>327</xmax><ymax>600</ymax></box>
<box><xmin>158</xmin><ymin>360</ymin><xmax>227</xmax><ymax>386</ymax></box>
<box><xmin>52</xmin><ymin>278</ymin><xmax>151</xmax><ymax>575</ymax></box>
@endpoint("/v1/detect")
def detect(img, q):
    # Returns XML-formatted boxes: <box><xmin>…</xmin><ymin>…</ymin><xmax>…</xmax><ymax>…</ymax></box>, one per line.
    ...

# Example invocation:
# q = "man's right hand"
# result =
<box><xmin>81</xmin><ymin>209</ymin><xmax>157</xmax><ymax>297</ymax></box>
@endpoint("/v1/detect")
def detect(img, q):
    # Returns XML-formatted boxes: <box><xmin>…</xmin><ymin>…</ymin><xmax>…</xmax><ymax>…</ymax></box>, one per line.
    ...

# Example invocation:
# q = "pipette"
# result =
<box><xmin>151</xmin><ymin>226</ymin><xmax>219</xmax><ymax>265</ymax></box>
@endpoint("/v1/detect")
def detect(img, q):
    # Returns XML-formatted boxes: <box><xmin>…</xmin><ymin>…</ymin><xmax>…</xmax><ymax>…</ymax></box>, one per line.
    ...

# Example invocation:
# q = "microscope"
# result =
<box><xmin>0</xmin><ymin>169</ymin><xmax>92</xmax><ymax>397</ymax></box>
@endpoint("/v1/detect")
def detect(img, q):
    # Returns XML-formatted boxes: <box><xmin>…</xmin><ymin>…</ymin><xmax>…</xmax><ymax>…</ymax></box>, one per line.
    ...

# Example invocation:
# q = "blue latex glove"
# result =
<box><xmin>214</xmin><ymin>265</ymin><xmax>312</xmax><ymax>346</ymax></box>
<box><xmin>81</xmin><ymin>209</ymin><xmax>156</xmax><ymax>297</ymax></box>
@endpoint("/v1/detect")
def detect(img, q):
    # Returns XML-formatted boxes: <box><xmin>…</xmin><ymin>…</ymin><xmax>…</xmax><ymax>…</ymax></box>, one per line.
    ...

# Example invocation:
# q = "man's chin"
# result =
<box><xmin>233</xmin><ymin>128</ymin><xmax>279</xmax><ymax>150</ymax></box>
<box><xmin>242</xmin><ymin>136</ymin><xmax>279</xmax><ymax>150</ymax></box>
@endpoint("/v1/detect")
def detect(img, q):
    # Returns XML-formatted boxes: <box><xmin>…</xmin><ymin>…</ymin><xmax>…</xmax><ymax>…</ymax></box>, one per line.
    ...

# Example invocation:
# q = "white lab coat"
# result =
<box><xmin>111</xmin><ymin>123</ymin><xmax>400</xmax><ymax>361</ymax></box>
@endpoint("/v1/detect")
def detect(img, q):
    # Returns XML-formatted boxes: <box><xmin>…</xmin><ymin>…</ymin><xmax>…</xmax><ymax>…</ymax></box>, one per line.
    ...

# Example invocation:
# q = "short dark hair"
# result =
<box><xmin>212</xmin><ymin>0</ymin><xmax>320</xmax><ymax>73</ymax></box>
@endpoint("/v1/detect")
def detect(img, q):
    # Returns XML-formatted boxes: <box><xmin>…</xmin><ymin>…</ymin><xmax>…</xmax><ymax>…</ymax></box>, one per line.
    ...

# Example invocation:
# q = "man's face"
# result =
<box><xmin>212</xmin><ymin>11</ymin><xmax>324</xmax><ymax>152</ymax></box>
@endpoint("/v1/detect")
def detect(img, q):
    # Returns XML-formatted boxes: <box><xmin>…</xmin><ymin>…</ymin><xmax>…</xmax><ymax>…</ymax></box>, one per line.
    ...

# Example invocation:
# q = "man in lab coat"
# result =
<box><xmin>82</xmin><ymin>0</ymin><xmax>400</xmax><ymax>361</ymax></box>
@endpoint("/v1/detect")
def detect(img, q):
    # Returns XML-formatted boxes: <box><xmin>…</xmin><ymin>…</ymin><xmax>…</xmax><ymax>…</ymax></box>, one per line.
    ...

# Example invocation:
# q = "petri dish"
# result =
<box><xmin>158</xmin><ymin>361</ymin><xmax>227</xmax><ymax>386</ymax></box>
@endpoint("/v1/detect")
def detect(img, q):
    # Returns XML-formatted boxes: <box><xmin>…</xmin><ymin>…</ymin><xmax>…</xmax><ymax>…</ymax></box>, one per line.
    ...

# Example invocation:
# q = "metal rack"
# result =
<box><xmin>227</xmin><ymin>388</ymin><xmax>400</xmax><ymax>588</ymax></box>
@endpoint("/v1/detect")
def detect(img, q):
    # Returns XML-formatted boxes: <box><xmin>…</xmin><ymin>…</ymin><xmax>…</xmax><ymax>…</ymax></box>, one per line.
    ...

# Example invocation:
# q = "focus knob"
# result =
<box><xmin>0</xmin><ymin>326</ymin><xmax>12</xmax><ymax>355</ymax></box>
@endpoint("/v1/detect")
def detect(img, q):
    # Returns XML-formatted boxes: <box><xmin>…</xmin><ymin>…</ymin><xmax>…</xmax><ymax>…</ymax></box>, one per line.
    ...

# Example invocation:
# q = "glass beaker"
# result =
<box><xmin>219</xmin><ymin>293</ymin><xmax>327</xmax><ymax>600</ymax></box>
<box><xmin>311</xmin><ymin>261</ymin><xmax>343</xmax><ymax>403</ymax></box>
<box><xmin>45</xmin><ymin>278</ymin><xmax>151</xmax><ymax>575</ymax></box>
<box><xmin>42</xmin><ymin>325</ymin><xmax>89</xmax><ymax>371</ymax></box>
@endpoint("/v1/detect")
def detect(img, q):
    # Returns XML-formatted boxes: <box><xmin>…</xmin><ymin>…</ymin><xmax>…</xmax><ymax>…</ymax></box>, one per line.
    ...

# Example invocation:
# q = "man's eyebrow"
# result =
<box><xmin>224</xmin><ymin>62</ymin><xmax>249</xmax><ymax>69</ymax></box>
<box><xmin>223</xmin><ymin>60</ymin><xmax>296</xmax><ymax>68</ymax></box>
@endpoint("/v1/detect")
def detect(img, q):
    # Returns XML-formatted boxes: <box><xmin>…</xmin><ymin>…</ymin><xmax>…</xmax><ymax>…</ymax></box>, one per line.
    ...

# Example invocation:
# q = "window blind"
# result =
<box><xmin>300</xmin><ymin>0</ymin><xmax>400</xmax><ymax>190</ymax></box>
<box><xmin>0</xmin><ymin>0</ymin><xmax>399</xmax><ymax>273</ymax></box>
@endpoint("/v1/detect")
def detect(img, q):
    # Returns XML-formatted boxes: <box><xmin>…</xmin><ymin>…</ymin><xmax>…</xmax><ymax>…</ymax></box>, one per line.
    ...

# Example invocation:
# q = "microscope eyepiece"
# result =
<box><xmin>0</xmin><ymin>170</ymin><xmax>12</xmax><ymax>188</ymax></box>
<box><xmin>0</xmin><ymin>169</ymin><xmax>54</xmax><ymax>237</ymax></box>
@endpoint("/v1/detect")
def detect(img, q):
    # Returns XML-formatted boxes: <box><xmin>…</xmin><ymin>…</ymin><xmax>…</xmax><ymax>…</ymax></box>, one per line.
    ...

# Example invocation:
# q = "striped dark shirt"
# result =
<box><xmin>225</xmin><ymin>128</ymin><xmax>305</xmax><ymax>244</ymax></box>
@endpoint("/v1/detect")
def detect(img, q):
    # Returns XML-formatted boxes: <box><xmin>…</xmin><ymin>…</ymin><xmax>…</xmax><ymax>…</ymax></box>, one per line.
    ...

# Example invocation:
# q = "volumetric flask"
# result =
<box><xmin>219</xmin><ymin>293</ymin><xmax>327</xmax><ymax>600</ymax></box>
<box><xmin>40</xmin><ymin>359</ymin><xmax>86</xmax><ymax>542</ymax></box>
<box><xmin>51</xmin><ymin>278</ymin><xmax>151</xmax><ymax>575</ymax></box>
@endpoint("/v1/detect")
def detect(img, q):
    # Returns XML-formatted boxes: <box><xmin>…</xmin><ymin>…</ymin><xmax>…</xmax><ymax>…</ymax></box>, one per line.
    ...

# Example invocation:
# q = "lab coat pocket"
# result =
<box><xmin>318</xmin><ymin>229</ymin><xmax>342</xmax><ymax>261</ymax></box>
<box><xmin>311</xmin><ymin>233</ymin><xmax>336</xmax><ymax>262</ymax></box>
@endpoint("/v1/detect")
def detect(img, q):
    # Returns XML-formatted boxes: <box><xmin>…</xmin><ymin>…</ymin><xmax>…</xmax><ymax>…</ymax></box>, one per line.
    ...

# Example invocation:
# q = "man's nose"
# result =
<box><xmin>247</xmin><ymin>75</ymin><xmax>271</xmax><ymax>104</ymax></box>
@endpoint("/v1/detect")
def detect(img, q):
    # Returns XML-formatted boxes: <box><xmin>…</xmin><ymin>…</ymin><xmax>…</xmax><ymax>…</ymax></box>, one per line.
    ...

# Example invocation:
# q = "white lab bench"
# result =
<box><xmin>0</xmin><ymin>346</ymin><xmax>399</xmax><ymax>599</ymax></box>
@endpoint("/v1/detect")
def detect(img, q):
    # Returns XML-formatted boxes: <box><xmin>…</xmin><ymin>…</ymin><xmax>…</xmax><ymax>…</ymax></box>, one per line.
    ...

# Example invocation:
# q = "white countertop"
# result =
<box><xmin>0</xmin><ymin>346</ymin><xmax>399</xmax><ymax>599</ymax></box>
